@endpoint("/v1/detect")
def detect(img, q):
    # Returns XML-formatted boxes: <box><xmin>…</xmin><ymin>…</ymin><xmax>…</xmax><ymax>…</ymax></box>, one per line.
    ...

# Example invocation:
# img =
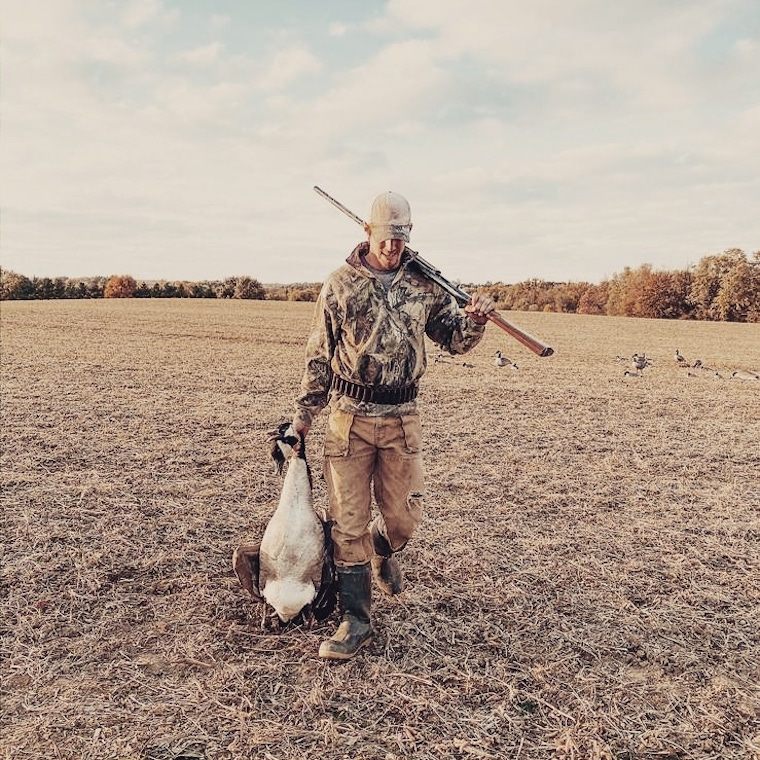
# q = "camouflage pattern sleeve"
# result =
<box><xmin>425</xmin><ymin>293</ymin><xmax>486</xmax><ymax>355</ymax></box>
<box><xmin>293</xmin><ymin>286</ymin><xmax>336</xmax><ymax>428</ymax></box>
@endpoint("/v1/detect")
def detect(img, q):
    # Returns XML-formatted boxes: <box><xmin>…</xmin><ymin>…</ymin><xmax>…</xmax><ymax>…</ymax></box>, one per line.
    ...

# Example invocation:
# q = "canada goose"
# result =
<box><xmin>233</xmin><ymin>423</ymin><xmax>337</xmax><ymax>627</ymax></box>
<box><xmin>631</xmin><ymin>353</ymin><xmax>651</xmax><ymax>374</ymax></box>
<box><xmin>495</xmin><ymin>351</ymin><xmax>518</xmax><ymax>369</ymax></box>
<box><xmin>675</xmin><ymin>349</ymin><xmax>687</xmax><ymax>365</ymax></box>
<box><xmin>731</xmin><ymin>370</ymin><xmax>759</xmax><ymax>381</ymax></box>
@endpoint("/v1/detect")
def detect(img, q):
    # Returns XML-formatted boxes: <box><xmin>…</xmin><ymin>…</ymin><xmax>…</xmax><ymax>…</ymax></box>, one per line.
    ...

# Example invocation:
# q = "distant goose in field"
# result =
<box><xmin>675</xmin><ymin>348</ymin><xmax>688</xmax><ymax>365</ymax></box>
<box><xmin>494</xmin><ymin>351</ymin><xmax>518</xmax><ymax>369</ymax></box>
<box><xmin>731</xmin><ymin>370</ymin><xmax>759</xmax><ymax>381</ymax></box>
<box><xmin>623</xmin><ymin>370</ymin><xmax>640</xmax><ymax>378</ymax></box>
<box><xmin>631</xmin><ymin>353</ymin><xmax>651</xmax><ymax>374</ymax></box>
<box><xmin>233</xmin><ymin>423</ymin><xmax>337</xmax><ymax>627</ymax></box>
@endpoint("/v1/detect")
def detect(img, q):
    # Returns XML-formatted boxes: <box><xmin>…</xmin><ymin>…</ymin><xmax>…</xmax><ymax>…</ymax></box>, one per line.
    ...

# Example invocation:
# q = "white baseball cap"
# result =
<box><xmin>368</xmin><ymin>191</ymin><xmax>412</xmax><ymax>242</ymax></box>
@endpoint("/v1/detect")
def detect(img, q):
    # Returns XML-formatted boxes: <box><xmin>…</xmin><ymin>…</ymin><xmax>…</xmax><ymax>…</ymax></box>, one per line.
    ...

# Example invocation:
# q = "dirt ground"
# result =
<box><xmin>1</xmin><ymin>299</ymin><xmax>759</xmax><ymax>760</ymax></box>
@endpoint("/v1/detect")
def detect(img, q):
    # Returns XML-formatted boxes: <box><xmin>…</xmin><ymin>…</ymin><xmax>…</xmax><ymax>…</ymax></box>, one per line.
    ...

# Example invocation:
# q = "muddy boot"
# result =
<box><xmin>318</xmin><ymin>564</ymin><xmax>374</xmax><ymax>660</ymax></box>
<box><xmin>370</xmin><ymin>521</ymin><xmax>404</xmax><ymax>596</ymax></box>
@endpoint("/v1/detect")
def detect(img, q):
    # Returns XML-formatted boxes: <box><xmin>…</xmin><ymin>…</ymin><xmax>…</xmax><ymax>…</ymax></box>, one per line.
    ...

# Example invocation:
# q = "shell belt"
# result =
<box><xmin>330</xmin><ymin>375</ymin><xmax>418</xmax><ymax>405</ymax></box>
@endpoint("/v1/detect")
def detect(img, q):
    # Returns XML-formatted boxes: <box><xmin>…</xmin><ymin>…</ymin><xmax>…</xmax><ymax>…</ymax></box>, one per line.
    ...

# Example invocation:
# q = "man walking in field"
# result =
<box><xmin>293</xmin><ymin>190</ymin><xmax>495</xmax><ymax>659</ymax></box>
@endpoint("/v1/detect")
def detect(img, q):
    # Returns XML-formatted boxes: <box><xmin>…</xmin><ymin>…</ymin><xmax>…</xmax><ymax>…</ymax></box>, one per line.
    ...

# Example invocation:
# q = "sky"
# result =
<box><xmin>1</xmin><ymin>0</ymin><xmax>759</xmax><ymax>285</ymax></box>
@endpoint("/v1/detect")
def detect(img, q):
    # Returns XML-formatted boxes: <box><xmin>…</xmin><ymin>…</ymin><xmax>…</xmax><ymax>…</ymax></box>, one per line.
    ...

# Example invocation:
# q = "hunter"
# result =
<box><xmin>293</xmin><ymin>190</ymin><xmax>495</xmax><ymax>659</ymax></box>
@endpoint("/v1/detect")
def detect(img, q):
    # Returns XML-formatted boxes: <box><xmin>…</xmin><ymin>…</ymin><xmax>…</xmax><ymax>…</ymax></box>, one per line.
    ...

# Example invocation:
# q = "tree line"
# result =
<box><xmin>0</xmin><ymin>273</ymin><xmax>320</xmax><ymax>303</ymax></box>
<box><xmin>474</xmin><ymin>248</ymin><xmax>759</xmax><ymax>322</ymax></box>
<box><xmin>2</xmin><ymin>248</ymin><xmax>758</xmax><ymax>322</ymax></box>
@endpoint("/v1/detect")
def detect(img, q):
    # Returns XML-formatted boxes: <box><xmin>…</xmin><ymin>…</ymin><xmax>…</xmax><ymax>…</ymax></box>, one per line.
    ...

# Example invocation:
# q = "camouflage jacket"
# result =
<box><xmin>294</xmin><ymin>242</ymin><xmax>486</xmax><ymax>427</ymax></box>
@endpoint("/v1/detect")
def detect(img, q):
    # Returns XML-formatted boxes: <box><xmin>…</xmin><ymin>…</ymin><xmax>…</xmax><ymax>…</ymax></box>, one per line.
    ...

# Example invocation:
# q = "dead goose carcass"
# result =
<box><xmin>233</xmin><ymin>423</ymin><xmax>337</xmax><ymax>627</ymax></box>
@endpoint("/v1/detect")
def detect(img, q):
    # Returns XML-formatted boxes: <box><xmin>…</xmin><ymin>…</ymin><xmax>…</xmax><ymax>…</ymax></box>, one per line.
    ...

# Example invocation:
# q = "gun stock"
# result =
<box><xmin>486</xmin><ymin>311</ymin><xmax>554</xmax><ymax>357</ymax></box>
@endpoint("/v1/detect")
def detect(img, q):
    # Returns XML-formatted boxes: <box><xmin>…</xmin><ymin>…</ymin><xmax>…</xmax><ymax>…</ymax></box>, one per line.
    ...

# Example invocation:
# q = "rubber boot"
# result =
<box><xmin>370</xmin><ymin>521</ymin><xmax>404</xmax><ymax>596</ymax></box>
<box><xmin>318</xmin><ymin>564</ymin><xmax>374</xmax><ymax>660</ymax></box>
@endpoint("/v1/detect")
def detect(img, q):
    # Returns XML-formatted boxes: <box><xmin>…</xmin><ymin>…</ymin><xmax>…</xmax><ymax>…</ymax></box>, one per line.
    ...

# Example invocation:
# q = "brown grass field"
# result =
<box><xmin>1</xmin><ymin>299</ymin><xmax>759</xmax><ymax>760</ymax></box>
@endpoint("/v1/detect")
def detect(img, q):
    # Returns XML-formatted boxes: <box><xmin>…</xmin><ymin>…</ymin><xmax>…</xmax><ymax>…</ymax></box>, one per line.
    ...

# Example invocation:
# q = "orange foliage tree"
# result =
<box><xmin>104</xmin><ymin>275</ymin><xmax>137</xmax><ymax>298</ymax></box>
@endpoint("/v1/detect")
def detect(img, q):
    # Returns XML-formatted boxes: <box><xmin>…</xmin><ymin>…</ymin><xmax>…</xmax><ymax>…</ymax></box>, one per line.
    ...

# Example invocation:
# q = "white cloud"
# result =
<box><xmin>329</xmin><ymin>22</ymin><xmax>349</xmax><ymax>37</ymax></box>
<box><xmin>211</xmin><ymin>14</ymin><xmax>231</xmax><ymax>31</ymax></box>
<box><xmin>290</xmin><ymin>39</ymin><xmax>445</xmax><ymax>140</ymax></box>
<box><xmin>119</xmin><ymin>0</ymin><xmax>174</xmax><ymax>29</ymax></box>
<box><xmin>175</xmin><ymin>42</ymin><xmax>226</xmax><ymax>67</ymax></box>
<box><xmin>253</xmin><ymin>46</ymin><xmax>322</xmax><ymax>92</ymax></box>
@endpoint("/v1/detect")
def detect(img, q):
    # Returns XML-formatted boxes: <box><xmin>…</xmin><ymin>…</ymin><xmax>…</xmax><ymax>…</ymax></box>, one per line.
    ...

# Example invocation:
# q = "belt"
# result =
<box><xmin>330</xmin><ymin>375</ymin><xmax>418</xmax><ymax>405</ymax></box>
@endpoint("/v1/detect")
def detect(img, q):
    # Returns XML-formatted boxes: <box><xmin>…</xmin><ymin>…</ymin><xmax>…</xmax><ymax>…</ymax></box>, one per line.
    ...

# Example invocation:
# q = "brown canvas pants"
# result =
<box><xmin>323</xmin><ymin>410</ymin><xmax>425</xmax><ymax>567</ymax></box>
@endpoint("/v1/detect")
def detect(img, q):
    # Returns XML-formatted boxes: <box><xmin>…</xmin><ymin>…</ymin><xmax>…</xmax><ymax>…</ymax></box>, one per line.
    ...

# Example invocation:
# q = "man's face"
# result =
<box><xmin>368</xmin><ymin>237</ymin><xmax>406</xmax><ymax>270</ymax></box>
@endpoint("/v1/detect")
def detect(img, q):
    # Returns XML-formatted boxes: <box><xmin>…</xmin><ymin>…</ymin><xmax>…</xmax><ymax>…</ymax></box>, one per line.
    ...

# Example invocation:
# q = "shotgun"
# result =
<box><xmin>313</xmin><ymin>186</ymin><xmax>554</xmax><ymax>358</ymax></box>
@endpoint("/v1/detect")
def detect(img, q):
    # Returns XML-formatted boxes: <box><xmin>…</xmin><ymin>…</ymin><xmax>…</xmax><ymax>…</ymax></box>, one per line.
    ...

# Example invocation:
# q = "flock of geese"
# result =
<box><xmin>434</xmin><ymin>348</ymin><xmax>758</xmax><ymax>383</ymax></box>
<box><xmin>435</xmin><ymin>348</ymin><xmax>756</xmax><ymax>382</ymax></box>
<box><xmin>617</xmin><ymin>349</ymin><xmax>759</xmax><ymax>381</ymax></box>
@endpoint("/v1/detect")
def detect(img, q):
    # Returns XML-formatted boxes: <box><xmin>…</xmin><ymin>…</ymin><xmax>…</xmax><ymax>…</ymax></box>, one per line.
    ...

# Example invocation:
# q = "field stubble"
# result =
<box><xmin>1</xmin><ymin>299</ymin><xmax>759</xmax><ymax>760</ymax></box>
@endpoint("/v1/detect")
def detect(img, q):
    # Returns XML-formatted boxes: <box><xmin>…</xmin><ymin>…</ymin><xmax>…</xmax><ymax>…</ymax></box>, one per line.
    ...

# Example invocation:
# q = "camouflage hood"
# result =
<box><xmin>294</xmin><ymin>242</ymin><xmax>485</xmax><ymax>426</ymax></box>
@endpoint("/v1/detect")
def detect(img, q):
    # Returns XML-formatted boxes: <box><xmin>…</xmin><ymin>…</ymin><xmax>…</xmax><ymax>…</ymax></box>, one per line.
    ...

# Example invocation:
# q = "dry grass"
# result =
<box><xmin>1</xmin><ymin>299</ymin><xmax>759</xmax><ymax>760</ymax></box>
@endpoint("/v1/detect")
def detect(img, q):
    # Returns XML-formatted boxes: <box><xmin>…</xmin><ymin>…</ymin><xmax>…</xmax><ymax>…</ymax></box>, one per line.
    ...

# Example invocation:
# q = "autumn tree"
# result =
<box><xmin>711</xmin><ymin>252</ymin><xmax>759</xmax><ymax>322</ymax></box>
<box><xmin>104</xmin><ymin>274</ymin><xmax>137</xmax><ymax>298</ymax></box>
<box><xmin>234</xmin><ymin>276</ymin><xmax>265</xmax><ymax>299</ymax></box>
<box><xmin>216</xmin><ymin>277</ymin><xmax>237</xmax><ymax>299</ymax></box>
<box><xmin>637</xmin><ymin>269</ymin><xmax>692</xmax><ymax>319</ymax></box>
<box><xmin>689</xmin><ymin>249</ymin><xmax>757</xmax><ymax>321</ymax></box>
<box><xmin>64</xmin><ymin>279</ymin><xmax>89</xmax><ymax>299</ymax></box>
<box><xmin>605</xmin><ymin>266</ymin><xmax>644</xmax><ymax>316</ymax></box>
<box><xmin>550</xmin><ymin>282</ymin><xmax>588</xmax><ymax>313</ymax></box>
<box><xmin>577</xmin><ymin>282</ymin><xmax>609</xmax><ymax>315</ymax></box>
<box><xmin>0</xmin><ymin>269</ymin><xmax>34</xmax><ymax>300</ymax></box>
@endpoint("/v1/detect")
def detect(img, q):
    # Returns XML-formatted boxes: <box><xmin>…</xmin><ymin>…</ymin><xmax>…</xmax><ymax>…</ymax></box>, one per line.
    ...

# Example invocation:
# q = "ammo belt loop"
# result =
<box><xmin>330</xmin><ymin>375</ymin><xmax>418</xmax><ymax>405</ymax></box>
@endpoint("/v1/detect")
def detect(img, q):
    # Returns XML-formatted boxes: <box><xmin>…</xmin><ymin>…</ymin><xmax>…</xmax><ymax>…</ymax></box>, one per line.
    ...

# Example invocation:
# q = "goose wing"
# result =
<box><xmin>232</xmin><ymin>543</ymin><xmax>263</xmax><ymax>601</ymax></box>
<box><xmin>312</xmin><ymin>518</ymin><xmax>338</xmax><ymax>622</ymax></box>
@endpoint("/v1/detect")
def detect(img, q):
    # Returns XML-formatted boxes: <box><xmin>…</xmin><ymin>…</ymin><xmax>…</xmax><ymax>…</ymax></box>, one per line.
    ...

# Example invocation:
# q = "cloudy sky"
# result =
<box><xmin>2</xmin><ymin>0</ymin><xmax>758</xmax><ymax>285</ymax></box>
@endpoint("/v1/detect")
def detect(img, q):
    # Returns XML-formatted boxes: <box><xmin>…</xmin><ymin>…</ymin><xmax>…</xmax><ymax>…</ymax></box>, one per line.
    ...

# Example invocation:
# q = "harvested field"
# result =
<box><xmin>1</xmin><ymin>298</ymin><xmax>759</xmax><ymax>760</ymax></box>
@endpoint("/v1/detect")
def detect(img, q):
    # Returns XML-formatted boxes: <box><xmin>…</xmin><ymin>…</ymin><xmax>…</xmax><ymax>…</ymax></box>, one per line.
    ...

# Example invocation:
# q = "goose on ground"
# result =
<box><xmin>233</xmin><ymin>423</ymin><xmax>337</xmax><ymax>627</ymax></box>
<box><xmin>495</xmin><ymin>351</ymin><xmax>518</xmax><ymax>369</ymax></box>
<box><xmin>631</xmin><ymin>353</ymin><xmax>651</xmax><ymax>374</ymax></box>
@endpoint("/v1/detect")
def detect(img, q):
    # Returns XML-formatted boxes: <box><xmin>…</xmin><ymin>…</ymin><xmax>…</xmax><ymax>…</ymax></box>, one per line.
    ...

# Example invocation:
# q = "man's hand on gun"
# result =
<box><xmin>465</xmin><ymin>294</ymin><xmax>496</xmax><ymax>325</ymax></box>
